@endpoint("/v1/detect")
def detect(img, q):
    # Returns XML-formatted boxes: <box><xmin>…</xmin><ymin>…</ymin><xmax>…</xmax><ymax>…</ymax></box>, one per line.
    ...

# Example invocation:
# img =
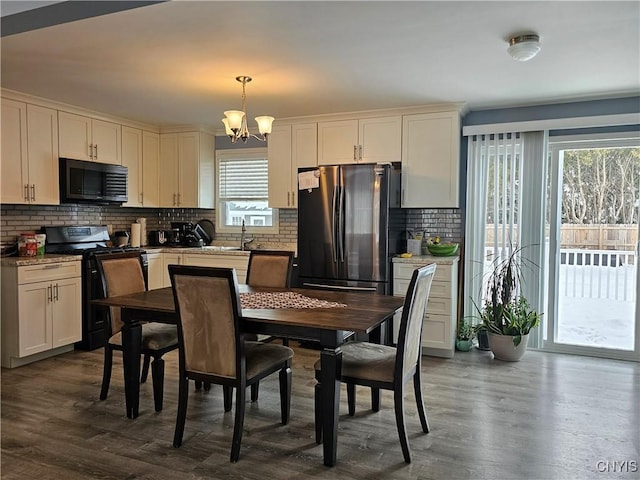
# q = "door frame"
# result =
<box><xmin>543</xmin><ymin>134</ymin><xmax>640</xmax><ymax>362</ymax></box>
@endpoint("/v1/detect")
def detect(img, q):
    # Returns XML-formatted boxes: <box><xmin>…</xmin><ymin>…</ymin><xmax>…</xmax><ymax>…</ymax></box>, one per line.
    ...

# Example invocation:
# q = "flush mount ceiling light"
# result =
<box><xmin>222</xmin><ymin>76</ymin><xmax>274</xmax><ymax>143</ymax></box>
<box><xmin>507</xmin><ymin>34</ymin><xmax>541</xmax><ymax>61</ymax></box>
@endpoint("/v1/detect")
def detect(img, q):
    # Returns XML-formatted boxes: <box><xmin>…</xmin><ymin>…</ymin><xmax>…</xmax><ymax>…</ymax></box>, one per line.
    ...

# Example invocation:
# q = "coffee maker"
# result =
<box><xmin>170</xmin><ymin>222</ymin><xmax>203</xmax><ymax>247</ymax></box>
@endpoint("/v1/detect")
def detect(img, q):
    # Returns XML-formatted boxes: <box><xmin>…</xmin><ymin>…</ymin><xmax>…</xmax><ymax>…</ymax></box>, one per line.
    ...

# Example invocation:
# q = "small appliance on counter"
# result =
<box><xmin>114</xmin><ymin>231</ymin><xmax>130</xmax><ymax>247</ymax></box>
<box><xmin>148</xmin><ymin>230</ymin><xmax>167</xmax><ymax>246</ymax></box>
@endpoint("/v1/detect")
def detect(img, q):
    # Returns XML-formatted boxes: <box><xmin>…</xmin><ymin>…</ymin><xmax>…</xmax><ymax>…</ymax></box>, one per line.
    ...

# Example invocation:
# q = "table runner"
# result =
<box><xmin>240</xmin><ymin>291</ymin><xmax>346</xmax><ymax>309</ymax></box>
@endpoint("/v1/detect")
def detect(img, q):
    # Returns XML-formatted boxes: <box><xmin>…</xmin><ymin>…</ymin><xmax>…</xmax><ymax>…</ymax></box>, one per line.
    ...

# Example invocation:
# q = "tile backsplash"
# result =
<box><xmin>1</xmin><ymin>204</ymin><xmax>461</xmax><ymax>247</ymax></box>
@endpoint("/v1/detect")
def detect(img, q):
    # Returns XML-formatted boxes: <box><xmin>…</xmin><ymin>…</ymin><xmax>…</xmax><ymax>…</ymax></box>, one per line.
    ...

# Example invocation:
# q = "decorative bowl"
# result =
<box><xmin>426</xmin><ymin>242</ymin><xmax>459</xmax><ymax>256</ymax></box>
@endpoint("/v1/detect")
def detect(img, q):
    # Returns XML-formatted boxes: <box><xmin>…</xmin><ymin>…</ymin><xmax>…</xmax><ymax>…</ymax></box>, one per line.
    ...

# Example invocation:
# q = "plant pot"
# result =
<box><xmin>488</xmin><ymin>332</ymin><xmax>529</xmax><ymax>361</ymax></box>
<box><xmin>476</xmin><ymin>329</ymin><xmax>491</xmax><ymax>351</ymax></box>
<box><xmin>456</xmin><ymin>339</ymin><xmax>473</xmax><ymax>352</ymax></box>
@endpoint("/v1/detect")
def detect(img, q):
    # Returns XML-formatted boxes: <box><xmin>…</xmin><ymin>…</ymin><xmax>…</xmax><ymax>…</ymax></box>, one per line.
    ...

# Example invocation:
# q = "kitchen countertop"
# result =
<box><xmin>392</xmin><ymin>254</ymin><xmax>459</xmax><ymax>265</ymax></box>
<box><xmin>1</xmin><ymin>254</ymin><xmax>82</xmax><ymax>267</ymax></box>
<box><xmin>144</xmin><ymin>242</ymin><xmax>296</xmax><ymax>256</ymax></box>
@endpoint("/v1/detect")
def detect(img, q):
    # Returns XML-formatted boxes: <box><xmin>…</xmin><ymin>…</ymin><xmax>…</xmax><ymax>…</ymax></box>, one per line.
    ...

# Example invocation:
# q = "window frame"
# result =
<box><xmin>215</xmin><ymin>147</ymin><xmax>279</xmax><ymax>234</ymax></box>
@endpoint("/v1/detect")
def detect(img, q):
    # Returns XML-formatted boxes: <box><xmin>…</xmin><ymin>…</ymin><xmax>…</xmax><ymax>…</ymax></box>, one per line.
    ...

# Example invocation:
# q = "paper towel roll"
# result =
<box><xmin>130</xmin><ymin>223</ymin><xmax>141</xmax><ymax>247</ymax></box>
<box><xmin>136</xmin><ymin>217</ymin><xmax>147</xmax><ymax>246</ymax></box>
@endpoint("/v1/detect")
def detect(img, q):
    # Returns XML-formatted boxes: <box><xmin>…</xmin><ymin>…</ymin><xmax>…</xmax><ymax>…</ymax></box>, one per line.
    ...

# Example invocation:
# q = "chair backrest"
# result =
<box><xmin>246</xmin><ymin>250</ymin><xmax>295</xmax><ymax>288</ymax></box>
<box><xmin>169</xmin><ymin>265</ymin><xmax>242</xmax><ymax>379</ymax></box>
<box><xmin>95</xmin><ymin>251</ymin><xmax>147</xmax><ymax>335</ymax></box>
<box><xmin>395</xmin><ymin>263</ymin><xmax>437</xmax><ymax>382</ymax></box>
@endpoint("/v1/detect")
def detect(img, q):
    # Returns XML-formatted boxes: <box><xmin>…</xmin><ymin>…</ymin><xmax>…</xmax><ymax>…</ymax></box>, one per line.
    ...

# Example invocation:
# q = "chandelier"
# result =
<box><xmin>222</xmin><ymin>76</ymin><xmax>274</xmax><ymax>143</ymax></box>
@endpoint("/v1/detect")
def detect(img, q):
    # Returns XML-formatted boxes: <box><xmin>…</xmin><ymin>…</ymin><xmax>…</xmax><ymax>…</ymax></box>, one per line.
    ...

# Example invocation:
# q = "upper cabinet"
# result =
<box><xmin>58</xmin><ymin>111</ymin><xmax>121</xmax><ymax>164</ymax></box>
<box><xmin>1</xmin><ymin>98</ymin><xmax>59</xmax><ymax>205</ymax></box>
<box><xmin>159</xmin><ymin>131</ymin><xmax>214</xmax><ymax>208</ymax></box>
<box><xmin>122</xmin><ymin>128</ymin><xmax>160</xmax><ymax>208</ymax></box>
<box><xmin>268</xmin><ymin>122</ymin><xmax>317</xmax><ymax>208</ymax></box>
<box><xmin>401</xmin><ymin>111</ymin><xmax>460</xmax><ymax>208</ymax></box>
<box><xmin>141</xmin><ymin>131</ymin><xmax>160</xmax><ymax>208</ymax></box>
<box><xmin>317</xmin><ymin>116</ymin><xmax>401</xmax><ymax>165</ymax></box>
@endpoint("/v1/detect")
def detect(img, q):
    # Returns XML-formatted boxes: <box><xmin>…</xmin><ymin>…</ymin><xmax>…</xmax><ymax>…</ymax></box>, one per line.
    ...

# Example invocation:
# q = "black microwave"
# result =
<box><xmin>59</xmin><ymin>158</ymin><xmax>128</xmax><ymax>204</ymax></box>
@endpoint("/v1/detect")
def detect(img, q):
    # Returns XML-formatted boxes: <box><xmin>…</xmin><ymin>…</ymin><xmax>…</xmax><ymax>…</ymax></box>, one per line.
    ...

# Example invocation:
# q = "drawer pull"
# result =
<box><xmin>42</xmin><ymin>264</ymin><xmax>63</xmax><ymax>269</ymax></box>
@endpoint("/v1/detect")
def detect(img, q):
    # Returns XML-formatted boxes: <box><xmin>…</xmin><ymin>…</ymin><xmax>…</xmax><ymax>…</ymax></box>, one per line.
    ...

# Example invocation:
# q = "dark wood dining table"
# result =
<box><xmin>93</xmin><ymin>285</ymin><xmax>404</xmax><ymax>467</ymax></box>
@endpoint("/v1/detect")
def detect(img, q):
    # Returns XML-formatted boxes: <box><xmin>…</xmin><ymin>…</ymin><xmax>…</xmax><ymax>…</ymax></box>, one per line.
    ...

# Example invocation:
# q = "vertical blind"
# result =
<box><xmin>218</xmin><ymin>157</ymin><xmax>269</xmax><ymax>200</ymax></box>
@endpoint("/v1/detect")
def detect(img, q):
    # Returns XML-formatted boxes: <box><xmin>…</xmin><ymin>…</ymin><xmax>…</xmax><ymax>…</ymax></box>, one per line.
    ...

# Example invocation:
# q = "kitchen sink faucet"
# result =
<box><xmin>240</xmin><ymin>220</ymin><xmax>254</xmax><ymax>251</ymax></box>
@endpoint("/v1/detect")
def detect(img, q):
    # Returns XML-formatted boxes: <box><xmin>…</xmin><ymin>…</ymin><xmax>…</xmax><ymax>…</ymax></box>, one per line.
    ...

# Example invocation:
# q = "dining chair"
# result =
<box><xmin>244</xmin><ymin>249</ymin><xmax>296</xmax><ymax>401</ymax></box>
<box><xmin>95</xmin><ymin>251</ymin><xmax>179</xmax><ymax>412</ymax></box>
<box><xmin>169</xmin><ymin>265</ymin><xmax>294</xmax><ymax>462</ymax></box>
<box><xmin>314</xmin><ymin>263</ymin><xmax>436</xmax><ymax>463</ymax></box>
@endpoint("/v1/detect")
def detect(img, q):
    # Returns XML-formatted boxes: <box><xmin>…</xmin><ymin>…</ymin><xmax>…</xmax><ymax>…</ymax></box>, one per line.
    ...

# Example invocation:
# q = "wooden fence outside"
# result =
<box><xmin>485</xmin><ymin>224</ymin><xmax>638</xmax><ymax>251</ymax></box>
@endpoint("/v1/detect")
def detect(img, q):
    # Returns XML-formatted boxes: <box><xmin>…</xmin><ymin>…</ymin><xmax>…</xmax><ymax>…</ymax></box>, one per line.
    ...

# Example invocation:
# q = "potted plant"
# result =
<box><xmin>455</xmin><ymin>320</ymin><xmax>475</xmax><ymax>352</ymax></box>
<box><xmin>474</xmin><ymin>247</ymin><xmax>541</xmax><ymax>361</ymax></box>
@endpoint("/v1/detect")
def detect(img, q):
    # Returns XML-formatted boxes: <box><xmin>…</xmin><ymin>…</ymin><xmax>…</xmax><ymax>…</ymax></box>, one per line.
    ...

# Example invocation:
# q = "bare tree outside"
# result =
<box><xmin>561</xmin><ymin>147</ymin><xmax>640</xmax><ymax>225</ymax></box>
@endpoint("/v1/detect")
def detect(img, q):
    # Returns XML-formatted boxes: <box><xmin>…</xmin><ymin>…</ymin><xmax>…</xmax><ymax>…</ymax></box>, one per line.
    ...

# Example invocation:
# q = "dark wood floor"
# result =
<box><xmin>2</xmin><ymin>344</ymin><xmax>639</xmax><ymax>480</ymax></box>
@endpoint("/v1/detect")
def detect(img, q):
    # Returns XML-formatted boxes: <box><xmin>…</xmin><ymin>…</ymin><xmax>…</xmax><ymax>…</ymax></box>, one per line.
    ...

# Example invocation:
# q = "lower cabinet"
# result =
<box><xmin>146</xmin><ymin>252</ymin><xmax>163</xmax><ymax>290</ymax></box>
<box><xmin>156</xmin><ymin>252</ymin><xmax>250</xmax><ymax>288</ymax></box>
<box><xmin>1</xmin><ymin>261</ymin><xmax>82</xmax><ymax>368</ymax></box>
<box><xmin>392</xmin><ymin>257</ymin><xmax>459</xmax><ymax>358</ymax></box>
<box><xmin>182</xmin><ymin>254</ymin><xmax>249</xmax><ymax>283</ymax></box>
<box><xmin>161</xmin><ymin>252</ymin><xmax>184</xmax><ymax>288</ymax></box>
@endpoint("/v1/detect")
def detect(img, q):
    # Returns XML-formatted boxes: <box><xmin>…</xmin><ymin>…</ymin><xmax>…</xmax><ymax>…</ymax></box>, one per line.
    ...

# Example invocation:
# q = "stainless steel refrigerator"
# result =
<box><xmin>297</xmin><ymin>163</ymin><xmax>393</xmax><ymax>294</ymax></box>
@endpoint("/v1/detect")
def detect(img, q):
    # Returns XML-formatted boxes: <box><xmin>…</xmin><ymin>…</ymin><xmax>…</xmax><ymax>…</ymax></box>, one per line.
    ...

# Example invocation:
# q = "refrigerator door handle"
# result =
<box><xmin>332</xmin><ymin>185</ymin><xmax>338</xmax><ymax>263</ymax></box>
<box><xmin>338</xmin><ymin>184</ymin><xmax>345</xmax><ymax>262</ymax></box>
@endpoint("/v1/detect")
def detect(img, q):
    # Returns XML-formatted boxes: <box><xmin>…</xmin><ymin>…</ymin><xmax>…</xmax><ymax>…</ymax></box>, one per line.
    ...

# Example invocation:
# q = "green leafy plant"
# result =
<box><xmin>473</xmin><ymin>247</ymin><xmax>541</xmax><ymax>347</ymax></box>
<box><xmin>457</xmin><ymin>319</ymin><xmax>475</xmax><ymax>341</ymax></box>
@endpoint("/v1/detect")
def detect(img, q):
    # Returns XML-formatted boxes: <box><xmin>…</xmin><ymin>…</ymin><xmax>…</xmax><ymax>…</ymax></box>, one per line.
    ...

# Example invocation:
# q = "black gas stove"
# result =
<box><xmin>44</xmin><ymin>225</ymin><xmax>147</xmax><ymax>350</ymax></box>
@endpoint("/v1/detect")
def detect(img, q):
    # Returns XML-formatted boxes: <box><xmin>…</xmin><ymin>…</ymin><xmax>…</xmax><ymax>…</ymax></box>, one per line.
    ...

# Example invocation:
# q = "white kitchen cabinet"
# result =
<box><xmin>401</xmin><ymin>111</ymin><xmax>460</xmax><ymax>208</ymax></box>
<box><xmin>1</xmin><ymin>99</ymin><xmax>59</xmax><ymax>205</ymax></box>
<box><xmin>1</xmin><ymin>260</ymin><xmax>82</xmax><ymax>368</ymax></box>
<box><xmin>182</xmin><ymin>253</ymin><xmax>249</xmax><ymax>283</ymax></box>
<box><xmin>159</xmin><ymin>131</ymin><xmax>214</xmax><ymax>208</ymax></box>
<box><xmin>142</xmin><ymin>131</ymin><xmax>160</xmax><ymax>207</ymax></box>
<box><xmin>268</xmin><ymin>123</ymin><xmax>317</xmax><ymax>208</ymax></box>
<box><xmin>146</xmin><ymin>252</ymin><xmax>163</xmax><ymax>290</ymax></box>
<box><xmin>162</xmin><ymin>252</ymin><xmax>183</xmax><ymax>287</ymax></box>
<box><xmin>392</xmin><ymin>256</ymin><xmax>459</xmax><ymax>358</ymax></box>
<box><xmin>123</xmin><ymin>128</ymin><xmax>161</xmax><ymax>208</ymax></box>
<box><xmin>122</xmin><ymin>126</ymin><xmax>143</xmax><ymax>207</ymax></box>
<box><xmin>317</xmin><ymin>116</ymin><xmax>401</xmax><ymax>165</ymax></box>
<box><xmin>58</xmin><ymin>111</ymin><xmax>121</xmax><ymax>164</ymax></box>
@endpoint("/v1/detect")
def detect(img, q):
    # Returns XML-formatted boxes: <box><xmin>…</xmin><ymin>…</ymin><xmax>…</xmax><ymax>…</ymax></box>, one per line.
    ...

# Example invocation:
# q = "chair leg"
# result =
<box><xmin>100</xmin><ymin>344</ymin><xmax>113</xmax><ymax>400</ymax></box>
<box><xmin>204</xmin><ymin>382</ymin><xmax>211</xmax><ymax>391</ymax></box>
<box><xmin>372</xmin><ymin>387</ymin><xmax>380</xmax><ymax>412</ymax></box>
<box><xmin>413</xmin><ymin>371</ymin><xmax>430</xmax><ymax>433</ymax></box>
<box><xmin>394</xmin><ymin>386</ymin><xmax>411</xmax><ymax>463</ymax></box>
<box><xmin>173</xmin><ymin>375</ymin><xmax>189</xmax><ymax>447</ymax></box>
<box><xmin>251</xmin><ymin>382</ymin><xmax>259</xmax><ymax>402</ymax></box>
<box><xmin>314</xmin><ymin>382</ymin><xmax>322</xmax><ymax>444</ymax></box>
<box><xmin>140</xmin><ymin>354</ymin><xmax>151</xmax><ymax>383</ymax></box>
<box><xmin>223</xmin><ymin>386</ymin><xmax>233</xmax><ymax>412</ymax></box>
<box><xmin>194</xmin><ymin>380</ymin><xmax>202</xmax><ymax>390</ymax></box>
<box><xmin>282</xmin><ymin>338</ymin><xmax>289</xmax><ymax>347</ymax></box>
<box><xmin>230</xmin><ymin>384</ymin><xmax>246</xmax><ymax>462</ymax></box>
<box><xmin>279</xmin><ymin>366</ymin><xmax>292</xmax><ymax>425</ymax></box>
<box><xmin>151</xmin><ymin>357</ymin><xmax>165</xmax><ymax>412</ymax></box>
<box><xmin>347</xmin><ymin>383</ymin><xmax>356</xmax><ymax>416</ymax></box>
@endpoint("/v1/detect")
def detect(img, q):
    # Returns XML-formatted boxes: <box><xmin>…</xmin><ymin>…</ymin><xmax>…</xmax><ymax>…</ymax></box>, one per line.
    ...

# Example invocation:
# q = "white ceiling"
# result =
<box><xmin>1</xmin><ymin>1</ymin><xmax>639</xmax><ymax>130</ymax></box>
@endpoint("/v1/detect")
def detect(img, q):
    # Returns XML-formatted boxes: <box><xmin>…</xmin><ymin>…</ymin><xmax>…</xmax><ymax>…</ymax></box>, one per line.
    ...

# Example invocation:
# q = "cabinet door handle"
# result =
<box><xmin>140</xmin><ymin>192</ymin><xmax>143</xmax><ymax>204</ymax></box>
<box><xmin>173</xmin><ymin>193</ymin><xmax>177</xmax><ymax>206</ymax></box>
<box><xmin>177</xmin><ymin>193</ymin><xmax>181</xmax><ymax>206</ymax></box>
<box><xmin>24</xmin><ymin>185</ymin><xmax>29</xmax><ymax>201</ymax></box>
<box><xmin>30</xmin><ymin>184</ymin><xmax>36</xmax><ymax>201</ymax></box>
<box><xmin>287</xmin><ymin>191</ymin><xmax>290</xmax><ymax>206</ymax></box>
<box><xmin>359</xmin><ymin>145</ymin><xmax>363</xmax><ymax>161</ymax></box>
<box><xmin>88</xmin><ymin>143</ymin><xmax>93</xmax><ymax>159</ymax></box>
<box><xmin>353</xmin><ymin>145</ymin><xmax>357</xmax><ymax>161</ymax></box>
<box><xmin>291</xmin><ymin>191</ymin><xmax>295</xmax><ymax>206</ymax></box>
<box><xmin>47</xmin><ymin>285</ymin><xmax>53</xmax><ymax>302</ymax></box>
<box><xmin>94</xmin><ymin>144</ymin><xmax>98</xmax><ymax>159</ymax></box>
<box><xmin>54</xmin><ymin>283</ymin><xmax>59</xmax><ymax>301</ymax></box>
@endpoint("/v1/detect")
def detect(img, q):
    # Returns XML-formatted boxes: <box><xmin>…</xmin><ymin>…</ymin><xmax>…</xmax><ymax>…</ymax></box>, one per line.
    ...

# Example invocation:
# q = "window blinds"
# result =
<box><xmin>218</xmin><ymin>157</ymin><xmax>269</xmax><ymax>200</ymax></box>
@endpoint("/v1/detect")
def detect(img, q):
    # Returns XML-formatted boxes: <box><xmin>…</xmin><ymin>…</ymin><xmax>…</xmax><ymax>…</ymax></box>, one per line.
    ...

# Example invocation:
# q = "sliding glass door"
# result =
<box><xmin>546</xmin><ymin>138</ymin><xmax>640</xmax><ymax>361</ymax></box>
